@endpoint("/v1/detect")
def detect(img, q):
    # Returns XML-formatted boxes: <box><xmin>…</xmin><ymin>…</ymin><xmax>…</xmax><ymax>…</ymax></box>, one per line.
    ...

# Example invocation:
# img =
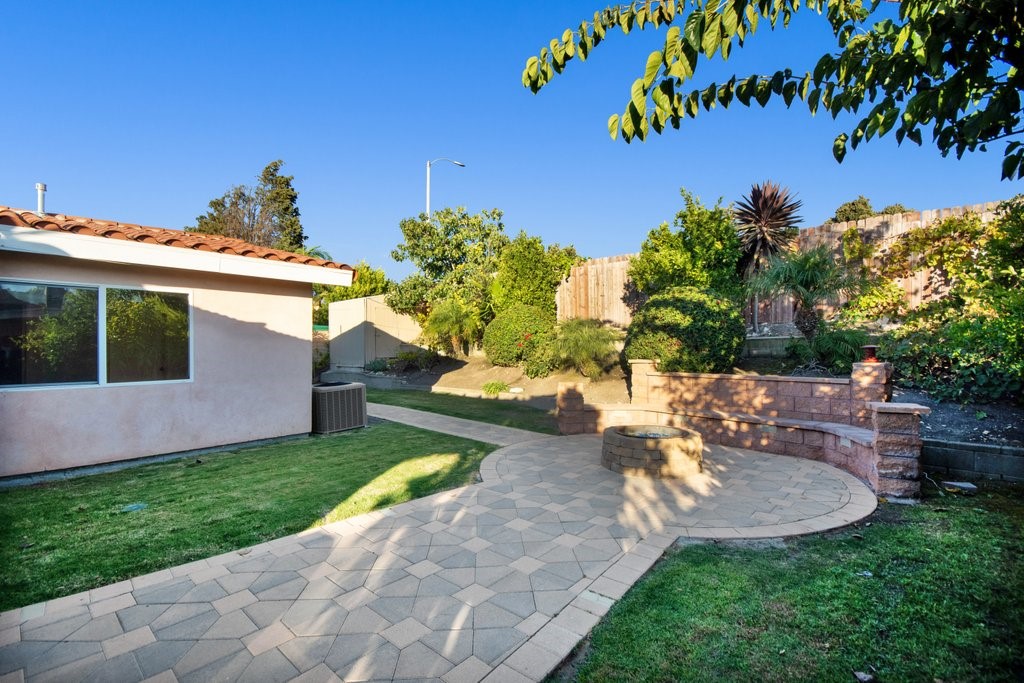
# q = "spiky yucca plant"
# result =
<box><xmin>734</xmin><ymin>181</ymin><xmax>803</xmax><ymax>278</ymax></box>
<box><xmin>734</xmin><ymin>181</ymin><xmax>803</xmax><ymax>332</ymax></box>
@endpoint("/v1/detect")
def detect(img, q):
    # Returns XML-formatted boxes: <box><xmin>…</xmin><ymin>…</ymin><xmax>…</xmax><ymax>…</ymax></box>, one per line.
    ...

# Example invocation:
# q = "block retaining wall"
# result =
<box><xmin>558</xmin><ymin>360</ymin><xmax>930</xmax><ymax>498</ymax></box>
<box><xmin>922</xmin><ymin>439</ymin><xmax>1024</xmax><ymax>482</ymax></box>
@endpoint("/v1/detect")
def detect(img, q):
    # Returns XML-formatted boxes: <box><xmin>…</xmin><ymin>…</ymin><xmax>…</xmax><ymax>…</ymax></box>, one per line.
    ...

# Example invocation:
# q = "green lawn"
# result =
<box><xmin>0</xmin><ymin>422</ymin><xmax>494</xmax><ymax>612</ymax></box>
<box><xmin>366</xmin><ymin>388</ymin><xmax>560</xmax><ymax>434</ymax></box>
<box><xmin>560</xmin><ymin>483</ymin><xmax>1024</xmax><ymax>682</ymax></box>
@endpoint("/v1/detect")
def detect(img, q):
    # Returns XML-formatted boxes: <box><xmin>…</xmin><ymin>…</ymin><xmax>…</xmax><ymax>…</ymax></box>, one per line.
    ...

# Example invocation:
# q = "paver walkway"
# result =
<box><xmin>0</xmin><ymin>407</ymin><xmax>876</xmax><ymax>683</ymax></box>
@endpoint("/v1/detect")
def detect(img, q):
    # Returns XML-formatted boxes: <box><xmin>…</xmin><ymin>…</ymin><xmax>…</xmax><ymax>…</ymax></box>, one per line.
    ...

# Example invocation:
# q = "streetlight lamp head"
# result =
<box><xmin>425</xmin><ymin>158</ymin><xmax>466</xmax><ymax>218</ymax></box>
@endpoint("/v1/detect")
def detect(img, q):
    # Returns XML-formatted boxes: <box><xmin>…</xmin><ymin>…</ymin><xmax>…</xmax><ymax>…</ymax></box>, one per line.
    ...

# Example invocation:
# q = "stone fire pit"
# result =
<box><xmin>602</xmin><ymin>425</ymin><xmax>704</xmax><ymax>478</ymax></box>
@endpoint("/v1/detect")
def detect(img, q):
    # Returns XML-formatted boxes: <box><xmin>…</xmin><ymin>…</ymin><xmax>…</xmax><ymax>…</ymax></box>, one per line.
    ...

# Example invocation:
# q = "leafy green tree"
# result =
<box><xmin>523</xmin><ymin>0</ymin><xmax>1024</xmax><ymax>179</ymax></box>
<box><xmin>627</xmin><ymin>189</ymin><xmax>742</xmax><ymax>303</ymax></box>
<box><xmin>16</xmin><ymin>289</ymin><xmax>98</xmax><ymax>383</ymax></box>
<box><xmin>190</xmin><ymin>160</ymin><xmax>307</xmax><ymax>252</ymax></box>
<box><xmin>622</xmin><ymin>286</ymin><xmax>746</xmax><ymax>373</ymax></box>
<box><xmin>880</xmin><ymin>203</ymin><xmax>912</xmax><ymax>215</ymax></box>
<box><xmin>749</xmin><ymin>245</ymin><xmax>864</xmax><ymax>341</ymax></box>
<box><xmin>388</xmin><ymin>208</ymin><xmax>510</xmax><ymax>339</ymax></box>
<box><xmin>105</xmin><ymin>291</ymin><xmax>189</xmax><ymax>382</ymax></box>
<box><xmin>491</xmin><ymin>231</ymin><xmax>585</xmax><ymax>316</ymax></box>
<box><xmin>830</xmin><ymin>196</ymin><xmax>875</xmax><ymax>223</ymax></box>
<box><xmin>312</xmin><ymin>260</ymin><xmax>391</xmax><ymax>326</ymax></box>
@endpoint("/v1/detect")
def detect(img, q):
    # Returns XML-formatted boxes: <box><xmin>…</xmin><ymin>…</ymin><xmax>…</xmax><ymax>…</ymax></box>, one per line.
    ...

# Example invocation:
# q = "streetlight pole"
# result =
<box><xmin>426</xmin><ymin>157</ymin><xmax>465</xmax><ymax>219</ymax></box>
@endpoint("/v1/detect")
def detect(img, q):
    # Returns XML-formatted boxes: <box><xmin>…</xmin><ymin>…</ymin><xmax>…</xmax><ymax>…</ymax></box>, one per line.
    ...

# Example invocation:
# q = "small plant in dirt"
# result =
<box><xmin>787</xmin><ymin>325</ymin><xmax>869</xmax><ymax>375</ymax></box>
<box><xmin>622</xmin><ymin>286</ymin><xmax>745</xmax><ymax>374</ymax></box>
<box><xmin>552</xmin><ymin>318</ymin><xmax>620</xmax><ymax>381</ymax></box>
<box><xmin>483</xmin><ymin>304</ymin><xmax>555</xmax><ymax>369</ymax></box>
<box><xmin>364</xmin><ymin>358</ymin><xmax>389</xmax><ymax>372</ymax></box>
<box><xmin>482</xmin><ymin>381</ymin><xmax>510</xmax><ymax>397</ymax></box>
<box><xmin>396</xmin><ymin>349</ymin><xmax>440</xmax><ymax>372</ymax></box>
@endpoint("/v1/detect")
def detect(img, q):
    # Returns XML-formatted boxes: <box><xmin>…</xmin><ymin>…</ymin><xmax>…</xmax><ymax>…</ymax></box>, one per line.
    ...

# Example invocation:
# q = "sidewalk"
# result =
<box><xmin>0</xmin><ymin>407</ymin><xmax>875</xmax><ymax>682</ymax></box>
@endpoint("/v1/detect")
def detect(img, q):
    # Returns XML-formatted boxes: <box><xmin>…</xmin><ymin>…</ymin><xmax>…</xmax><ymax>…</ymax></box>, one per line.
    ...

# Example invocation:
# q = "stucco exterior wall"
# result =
<box><xmin>0</xmin><ymin>252</ymin><xmax>313</xmax><ymax>477</ymax></box>
<box><xmin>328</xmin><ymin>295</ymin><xmax>422</xmax><ymax>369</ymax></box>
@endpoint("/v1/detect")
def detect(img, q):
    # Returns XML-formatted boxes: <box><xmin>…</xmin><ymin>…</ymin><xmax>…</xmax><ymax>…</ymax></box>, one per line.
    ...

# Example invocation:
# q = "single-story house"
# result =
<box><xmin>0</xmin><ymin>205</ymin><xmax>355</xmax><ymax>478</ymax></box>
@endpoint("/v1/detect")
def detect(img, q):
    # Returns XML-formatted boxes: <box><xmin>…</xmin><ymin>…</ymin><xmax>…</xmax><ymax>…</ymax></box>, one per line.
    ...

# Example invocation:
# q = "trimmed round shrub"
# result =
<box><xmin>483</xmin><ymin>304</ymin><xmax>554</xmax><ymax>367</ymax></box>
<box><xmin>622</xmin><ymin>286</ymin><xmax>745</xmax><ymax>373</ymax></box>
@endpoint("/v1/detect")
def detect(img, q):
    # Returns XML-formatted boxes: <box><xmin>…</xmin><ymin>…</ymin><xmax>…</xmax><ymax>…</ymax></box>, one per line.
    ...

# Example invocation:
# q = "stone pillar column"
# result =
<box><xmin>870</xmin><ymin>401</ymin><xmax>931</xmax><ymax>498</ymax></box>
<box><xmin>851</xmin><ymin>362</ymin><xmax>892</xmax><ymax>427</ymax></box>
<box><xmin>556</xmin><ymin>382</ymin><xmax>586</xmax><ymax>435</ymax></box>
<box><xmin>628</xmin><ymin>359</ymin><xmax>657</xmax><ymax>405</ymax></box>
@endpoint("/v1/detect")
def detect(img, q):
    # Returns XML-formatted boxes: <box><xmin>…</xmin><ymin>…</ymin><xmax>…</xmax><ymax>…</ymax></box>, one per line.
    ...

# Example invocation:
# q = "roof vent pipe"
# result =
<box><xmin>35</xmin><ymin>183</ymin><xmax>47</xmax><ymax>216</ymax></box>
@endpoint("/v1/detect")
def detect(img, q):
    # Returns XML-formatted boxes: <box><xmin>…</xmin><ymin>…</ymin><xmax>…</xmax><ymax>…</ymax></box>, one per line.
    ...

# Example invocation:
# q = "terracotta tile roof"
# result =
<box><xmin>0</xmin><ymin>206</ymin><xmax>356</xmax><ymax>275</ymax></box>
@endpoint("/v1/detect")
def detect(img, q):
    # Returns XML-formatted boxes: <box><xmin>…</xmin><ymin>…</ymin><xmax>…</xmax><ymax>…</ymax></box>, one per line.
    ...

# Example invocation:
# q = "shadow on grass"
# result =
<box><xmin>0</xmin><ymin>421</ymin><xmax>494</xmax><ymax>611</ymax></box>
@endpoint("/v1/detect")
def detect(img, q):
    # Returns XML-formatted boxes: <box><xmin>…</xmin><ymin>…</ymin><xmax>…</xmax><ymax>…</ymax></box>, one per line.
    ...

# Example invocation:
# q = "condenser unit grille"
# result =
<box><xmin>312</xmin><ymin>382</ymin><xmax>367</xmax><ymax>433</ymax></box>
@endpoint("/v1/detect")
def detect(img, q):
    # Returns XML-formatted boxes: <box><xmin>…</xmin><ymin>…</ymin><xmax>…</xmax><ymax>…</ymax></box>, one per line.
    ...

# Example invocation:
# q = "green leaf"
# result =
<box><xmin>754</xmin><ymin>78</ymin><xmax>772</xmax><ymax>107</ymax></box>
<box><xmin>664</xmin><ymin>26</ymin><xmax>681</xmax><ymax>63</ymax></box>
<box><xmin>622</xmin><ymin>106</ymin><xmax>636</xmax><ymax>140</ymax></box>
<box><xmin>745</xmin><ymin>3</ymin><xmax>759</xmax><ymax>32</ymax></box>
<box><xmin>736</xmin><ymin>76</ymin><xmax>754</xmax><ymax>106</ymax></box>
<box><xmin>630</xmin><ymin>78</ymin><xmax>647</xmax><ymax>114</ymax></box>
<box><xmin>653</xmin><ymin>81</ymin><xmax>674</xmax><ymax>111</ymax></box>
<box><xmin>608</xmin><ymin>113</ymin><xmax>620</xmax><ymax>140</ymax></box>
<box><xmin>702</xmin><ymin>18</ymin><xmax>722</xmax><ymax>55</ymax></box>
<box><xmin>684</xmin><ymin>12</ymin><xmax>704</xmax><ymax>50</ymax></box>
<box><xmin>686</xmin><ymin>91</ymin><xmax>700</xmax><ymax>117</ymax></box>
<box><xmin>833</xmin><ymin>133</ymin><xmax>849</xmax><ymax>162</ymax></box>
<box><xmin>782</xmin><ymin>80</ymin><xmax>797</xmax><ymax>106</ymax></box>
<box><xmin>701</xmin><ymin>83</ymin><xmax>717</xmax><ymax>110</ymax></box>
<box><xmin>718</xmin><ymin>79</ymin><xmax>735</xmax><ymax>107</ymax></box>
<box><xmin>1001</xmin><ymin>148</ymin><xmax>1022</xmax><ymax>180</ymax></box>
<box><xmin>798</xmin><ymin>73</ymin><xmax>810</xmax><ymax>100</ymax></box>
<box><xmin>807</xmin><ymin>88</ymin><xmax>821</xmax><ymax>114</ymax></box>
<box><xmin>721</xmin><ymin>4</ymin><xmax>740</xmax><ymax>38</ymax></box>
<box><xmin>643</xmin><ymin>50</ymin><xmax>663</xmax><ymax>90</ymax></box>
<box><xmin>878</xmin><ymin>107</ymin><xmax>899</xmax><ymax>137</ymax></box>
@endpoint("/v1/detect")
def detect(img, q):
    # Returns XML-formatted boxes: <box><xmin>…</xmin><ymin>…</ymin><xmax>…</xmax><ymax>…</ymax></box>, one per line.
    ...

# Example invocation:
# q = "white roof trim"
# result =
<box><xmin>0</xmin><ymin>225</ymin><xmax>354</xmax><ymax>286</ymax></box>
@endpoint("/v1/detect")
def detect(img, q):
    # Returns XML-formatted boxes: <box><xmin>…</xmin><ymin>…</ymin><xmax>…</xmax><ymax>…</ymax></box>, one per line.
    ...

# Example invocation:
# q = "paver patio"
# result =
<box><xmin>0</xmin><ymin>405</ymin><xmax>876</xmax><ymax>682</ymax></box>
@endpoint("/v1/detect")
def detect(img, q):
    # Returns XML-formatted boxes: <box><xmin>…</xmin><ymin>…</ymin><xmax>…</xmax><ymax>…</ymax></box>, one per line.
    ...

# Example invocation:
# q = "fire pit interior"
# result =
<box><xmin>602</xmin><ymin>425</ymin><xmax>704</xmax><ymax>478</ymax></box>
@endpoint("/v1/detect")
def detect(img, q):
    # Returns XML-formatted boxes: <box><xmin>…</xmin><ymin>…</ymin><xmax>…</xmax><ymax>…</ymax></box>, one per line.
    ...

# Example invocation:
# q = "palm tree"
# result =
<box><xmin>734</xmin><ymin>181</ymin><xmax>803</xmax><ymax>332</ymax></box>
<box><xmin>422</xmin><ymin>298</ymin><xmax>483</xmax><ymax>357</ymax></box>
<box><xmin>749</xmin><ymin>246</ymin><xmax>863</xmax><ymax>342</ymax></box>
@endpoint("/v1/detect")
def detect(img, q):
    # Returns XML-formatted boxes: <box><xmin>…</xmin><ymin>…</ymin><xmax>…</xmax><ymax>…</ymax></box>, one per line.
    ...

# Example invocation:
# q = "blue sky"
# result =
<box><xmin>2</xmin><ymin>1</ymin><xmax>1019</xmax><ymax>279</ymax></box>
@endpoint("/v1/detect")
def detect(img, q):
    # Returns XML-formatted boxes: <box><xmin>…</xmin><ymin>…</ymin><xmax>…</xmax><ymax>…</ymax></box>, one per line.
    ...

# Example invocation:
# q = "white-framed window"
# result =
<box><xmin>0</xmin><ymin>279</ymin><xmax>192</xmax><ymax>388</ymax></box>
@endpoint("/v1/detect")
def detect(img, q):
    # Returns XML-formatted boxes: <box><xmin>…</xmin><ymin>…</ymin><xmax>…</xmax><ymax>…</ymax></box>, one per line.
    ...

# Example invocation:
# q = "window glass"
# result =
<box><xmin>106</xmin><ymin>289</ymin><xmax>190</xmax><ymax>383</ymax></box>
<box><xmin>0</xmin><ymin>282</ymin><xmax>99</xmax><ymax>385</ymax></box>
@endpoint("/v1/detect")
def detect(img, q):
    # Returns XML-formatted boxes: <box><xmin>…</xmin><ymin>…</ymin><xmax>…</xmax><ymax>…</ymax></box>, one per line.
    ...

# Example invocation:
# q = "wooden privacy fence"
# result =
<box><xmin>556</xmin><ymin>254</ymin><xmax>634</xmax><ymax>327</ymax></box>
<box><xmin>556</xmin><ymin>200</ymin><xmax>1004</xmax><ymax>328</ymax></box>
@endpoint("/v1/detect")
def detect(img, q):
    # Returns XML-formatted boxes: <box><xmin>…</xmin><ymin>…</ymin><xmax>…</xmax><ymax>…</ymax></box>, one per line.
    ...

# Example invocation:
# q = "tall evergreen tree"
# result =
<box><xmin>190</xmin><ymin>160</ymin><xmax>307</xmax><ymax>252</ymax></box>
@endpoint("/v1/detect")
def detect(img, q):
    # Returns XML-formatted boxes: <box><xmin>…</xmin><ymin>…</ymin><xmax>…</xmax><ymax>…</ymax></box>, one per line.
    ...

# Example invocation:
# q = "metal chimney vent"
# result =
<box><xmin>35</xmin><ymin>183</ymin><xmax>47</xmax><ymax>216</ymax></box>
<box><xmin>312</xmin><ymin>382</ymin><xmax>367</xmax><ymax>433</ymax></box>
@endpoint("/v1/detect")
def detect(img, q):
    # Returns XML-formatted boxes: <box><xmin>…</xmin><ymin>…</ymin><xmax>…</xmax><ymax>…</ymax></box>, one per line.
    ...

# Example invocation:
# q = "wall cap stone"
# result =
<box><xmin>869</xmin><ymin>401</ymin><xmax>931</xmax><ymax>415</ymax></box>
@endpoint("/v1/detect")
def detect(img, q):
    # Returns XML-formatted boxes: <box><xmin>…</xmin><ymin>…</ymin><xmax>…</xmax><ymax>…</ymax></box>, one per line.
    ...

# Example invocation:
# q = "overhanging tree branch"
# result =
<box><xmin>523</xmin><ymin>0</ymin><xmax>1024</xmax><ymax>179</ymax></box>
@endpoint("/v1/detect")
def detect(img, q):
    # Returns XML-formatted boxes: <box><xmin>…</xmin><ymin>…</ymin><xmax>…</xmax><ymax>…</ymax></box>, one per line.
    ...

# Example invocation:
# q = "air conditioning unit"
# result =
<box><xmin>312</xmin><ymin>382</ymin><xmax>367</xmax><ymax>434</ymax></box>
